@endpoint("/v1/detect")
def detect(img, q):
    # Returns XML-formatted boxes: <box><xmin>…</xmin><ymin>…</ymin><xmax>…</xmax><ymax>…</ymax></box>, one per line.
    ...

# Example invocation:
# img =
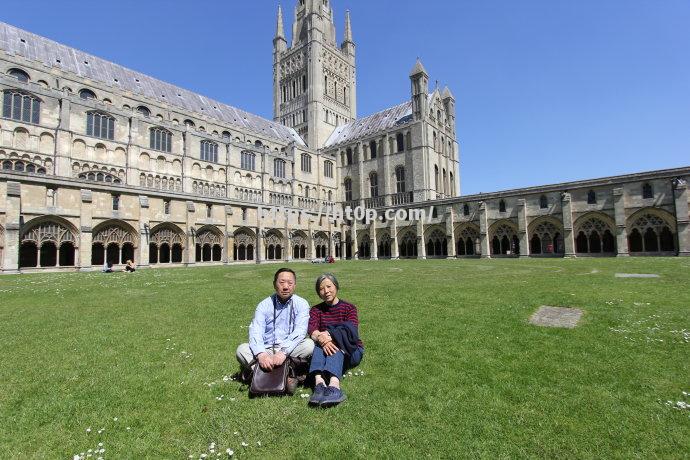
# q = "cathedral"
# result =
<box><xmin>0</xmin><ymin>0</ymin><xmax>687</xmax><ymax>273</ymax></box>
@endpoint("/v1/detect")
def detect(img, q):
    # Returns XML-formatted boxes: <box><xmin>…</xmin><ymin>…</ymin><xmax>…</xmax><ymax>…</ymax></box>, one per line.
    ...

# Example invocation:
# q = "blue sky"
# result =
<box><xmin>2</xmin><ymin>0</ymin><xmax>689</xmax><ymax>195</ymax></box>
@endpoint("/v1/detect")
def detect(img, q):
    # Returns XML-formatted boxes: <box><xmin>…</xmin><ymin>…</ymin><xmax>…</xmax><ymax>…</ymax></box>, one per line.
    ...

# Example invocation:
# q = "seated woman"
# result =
<box><xmin>307</xmin><ymin>273</ymin><xmax>364</xmax><ymax>407</ymax></box>
<box><xmin>123</xmin><ymin>260</ymin><xmax>136</xmax><ymax>273</ymax></box>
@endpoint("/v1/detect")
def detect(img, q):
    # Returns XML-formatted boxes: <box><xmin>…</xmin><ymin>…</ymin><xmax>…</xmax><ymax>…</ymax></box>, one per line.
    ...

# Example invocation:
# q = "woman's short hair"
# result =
<box><xmin>315</xmin><ymin>273</ymin><xmax>339</xmax><ymax>294</ymax></box>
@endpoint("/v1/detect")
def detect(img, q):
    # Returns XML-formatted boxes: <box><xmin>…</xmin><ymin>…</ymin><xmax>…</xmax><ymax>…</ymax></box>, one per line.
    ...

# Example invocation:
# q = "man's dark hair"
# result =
<box><xmin>274</xmin><ymin>267</ymin><xmax>296</xmax><ymax>285</ymax></box>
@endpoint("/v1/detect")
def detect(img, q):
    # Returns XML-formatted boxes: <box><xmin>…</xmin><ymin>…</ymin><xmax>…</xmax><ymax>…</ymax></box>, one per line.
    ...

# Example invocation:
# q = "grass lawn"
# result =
<box><xmin>1</xmin><ymin>258</ymin><xmax>689</xmax><ymax>459</ymax></box>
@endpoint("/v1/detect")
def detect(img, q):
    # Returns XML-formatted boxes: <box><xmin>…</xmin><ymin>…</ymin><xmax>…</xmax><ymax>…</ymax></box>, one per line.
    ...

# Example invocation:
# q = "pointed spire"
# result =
<box><xmin>275</xmin><ymin>4</ymin><xmax>285</xmax><ymax>39</ymax></box>
<box><xmin>344</xmin><ymin>10</ymin><xmax>353</xmax><ymax>43</ymax></box>
<box><xmin>410</xmin><ymin>58</ymin><xmax>428</xmax><ymax>77</ymax></box>
<box><xmin>442</xmin><ymin>86</ymin><xmax>455</xmax><ymax>100</ymax></box>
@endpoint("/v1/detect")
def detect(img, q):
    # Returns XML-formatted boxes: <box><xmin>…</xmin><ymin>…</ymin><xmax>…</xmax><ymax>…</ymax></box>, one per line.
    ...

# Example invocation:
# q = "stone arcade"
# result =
<box><xmin>0</xmin><ymin>1</ymin><xmax>688</xmax><ymax>273</ymax></box>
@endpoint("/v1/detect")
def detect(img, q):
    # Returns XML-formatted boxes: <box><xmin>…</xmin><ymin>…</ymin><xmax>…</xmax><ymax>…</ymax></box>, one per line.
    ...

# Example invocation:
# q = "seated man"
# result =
<box><xmin>236</xmin><ymin>268</ymin><xmax>314</xmax><ymax>382</ymax></box>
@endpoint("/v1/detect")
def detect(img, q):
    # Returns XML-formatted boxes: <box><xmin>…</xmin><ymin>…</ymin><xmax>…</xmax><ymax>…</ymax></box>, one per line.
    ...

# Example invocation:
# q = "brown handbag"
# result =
<box><xmin>249</xmin><ymin>361</ymin><xmax>290</xmax><ymax>397</ymax></box>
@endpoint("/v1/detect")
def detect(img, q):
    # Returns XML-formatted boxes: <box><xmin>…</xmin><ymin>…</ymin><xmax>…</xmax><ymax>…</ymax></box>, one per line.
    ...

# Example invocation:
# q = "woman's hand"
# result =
<box><xmin>322</xmin><ymin>340</ymin><xmax>339</xmax><ymax>356</ymax></box>
<box><xmin>317</xmin><ymin>331</ymin><xmax>332</xmax><ymax>346</ymax></box>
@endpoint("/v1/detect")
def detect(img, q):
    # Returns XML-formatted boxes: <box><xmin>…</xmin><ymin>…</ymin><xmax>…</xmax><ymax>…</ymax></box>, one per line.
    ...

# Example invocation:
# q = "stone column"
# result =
<box><xmin>224</xmin><ymin>206</ymin><xmax>233</xmax><ymax>264</ymax></box>
<box><xmin>479</xmin><ymin>202</ymin><xmax>490</xmax><ymax>258</ymax></box>
<box><xmin>370</xmin><ymin>224</ymin><xmax>378</xmax><ymax>260</ymax></box>
<box><xmin>445</xmin><ymin>206</ymin><xmax>456</xmax><ymax>258</ymax></box>
<box><xmin>382</xmin><ymin>137</ymin><xmax>392</xmax><ymax>206</ymax></box>
<box><xmin>351</xmin><ymin>222</ymin><xmax>358</xmax><ymax>260</ymax></box>
<box><xmin>516</xmin><ymin>198</ymin><xmax>529</xmax><ymax>257</ymax></box>
<box><xmin>139</xmin><ymin>196</ymin><xmax>150</xmax><ymax>267</ymax></box>
<box><xmin>3</xmin><ymin>182</ymin><xmax>21</xmax><ymax>273</ymax></box>
<box><xmin>78</xmin><ymin>189</ymin><xmax>93</xmax><ymax>271</ymax></box>
<box><xmin>416</xmin><ymin>220</ymin><xmax>426</xmax><ymax>259</ymax></box>
<box><xmin>673</xmin><ymin>178</ymin><xmax>689</xmax><ymax>256</ymax></box>
<box><xmin>391</xmin><ymin>219</ymin><xmax>399</xmax><ymax>260</ymax></box>
<box><xmin>613</xmin><ymin>188</ymin><xmax>629</xmax><ymax>257</ymax></box>
<box><xmin>561</xmin><ymin>192</ymin><xmax>576</xmax><ymax>257</ymax></box>
<box><xmin>256</xmin><ymin>226</ymin><xmax>265</xmax><ymax>263</ymax></box>
<box><xmin>186</xmin><ymin>201</ymin><xmax>197</xmax><ymax>265</ymax></box>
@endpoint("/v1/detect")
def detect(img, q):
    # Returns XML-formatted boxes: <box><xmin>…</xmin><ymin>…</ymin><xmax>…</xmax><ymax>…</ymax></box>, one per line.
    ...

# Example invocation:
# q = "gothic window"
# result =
<box><xmin>642</xmin><ymin>183</ymin><xmax>653</xmax><ymax>199</ymax></box>
<box><xmin>426</xmin><ymin>229</ymin><xmax>448</xmax><ymax>257</ymax></box>
<box><xmin>87</xmin><ymin>111</ymin><xmax>115</xmax><ymax>140</ymax></box>
<box><xmin>396</xmin><ymin>166</ymin><xmax>406</xmax><ymax>193</ymax></box>
<box><xmin>79</xmin><ymin>89</ymin><xmax>97</xmax><ymax>100</ymax></box>
<box><xmin>456</xmin><ymin>226</ymin><xmax>479</xmax><ymax>256</ymax></box>
<box><xmin>491</xmin><ymin>224</ymin><xmax>518</xmax><ymax>256</ymax></box>
<box><xmin>450</xmin><ymin>172</ymin><xmax>454</xmax><ymax>196</ymax></box>
<box><xmin>344</xmin><ymin>178</ymin><xmax>353</xmax><ymax>202</ymax></box>
<box><xmin>434</xmin><ymin>165</ymin><xmax>439</xmax><ymax>193</ymax></box>
<box><xmin>530</xmin><ymin>221</ymin><xmax>564</xmax><ymax>255</ymax></box>
<box><xmin>301</xmin><ymin>153</ymin><xmax>312</xmax><ymax>173</ymax></box>
<box><xmin>150</xmin><ymin>226</ymin><xmax>185</xmax><ymax>264</ymax></box>
<box><xmin>628</xmin><ymin>213</ymin><xmax>675</xmax><ymax>253</ymax></box>
<box><xmin>346</xmin><ymin>148</ymin><xmax>353</xmax><ymax>165</ymax></box>
<box><xmin>575</xmin><ymin>216</ymin><xmax>616</xmax><ymax>254</ymax></box>
<box><xmin>398</xmin><ymin>232</ymin><xmax>418</xmax><ymax>258</ymax></box>
<box><xmin>8</xmin><ymin>68</ymin><xmax>30</xmax><ymax>82</ymax></box>
<box><xmin>369</xmin><ymin>140</ymin><xmax>377</xmax><ymax>159</ymax></box>
<box><xmin>463</xmin><ymin>203</ymin><xmax>470</xmax><ymax>216</ymax></box>
<box><xmin>302</xmin><ymin>74</ymin><xmax>307</xmax><ymax>91</ymax></box>
<box><xmin>274</xmin><ymin>158</ymin><xmax>286</xmax><ymax>178</ymax></box>
<box><xmin>499</xmin><ymin>200</ymin><xmax>506</xmax><ymax>213</ymax></box>
<box><xmin>200</xmin><ymin>140</ymin><xmax>218</xmax><ymax>163</ymax></box>
<box><xmin>3</xmin><ymin>90</ymin><xmax>41</xmax><ymax>124</ymax></box>
<box><xmin>370</xmin><ymin>172</ymin><xmax>379</xmax><ymax>198</ymax></box>
<box><xmin>396</xmin><ymin>133</ymin><xmax>404</xmax><ymax>152</ymax></box>
<box><xmin>150</xmin><ymin>127</ymin><xmax>172</xmax><ymax>152</ymax></box>
<box><xmin>19</xmin><ymin>220</ymin><xmax>77</xmax><ymax>268</ymax></box>
<box><xmin>539</xmin><ymin>195</ymin><xmax>548</xmax><ymax>209</ymax></box>
<box><xmin>324</xmin><ymin>160</ymin><xmax>334</xmax><ymax>178</ymax></box>
<box><xmin>587</xmin><ymin>190</ymin><xmax>597</xmax><ymax>204</ymax></box>
<box><xmin>206</xmin><ymin>204</ymin><xmax>212</xmax><ymax>219</ymax></box>
<box><xmin>241</xmin><ymin>151</ymin><xmax>256</xmax><ymax>171</ymax></box>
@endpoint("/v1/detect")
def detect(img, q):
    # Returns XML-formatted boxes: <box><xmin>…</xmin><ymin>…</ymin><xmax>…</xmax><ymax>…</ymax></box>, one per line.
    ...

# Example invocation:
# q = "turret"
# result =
<box><xmin>410</xmin><ymin>59</ymin><xmax>429</xmax><ymax>121</ymax></box>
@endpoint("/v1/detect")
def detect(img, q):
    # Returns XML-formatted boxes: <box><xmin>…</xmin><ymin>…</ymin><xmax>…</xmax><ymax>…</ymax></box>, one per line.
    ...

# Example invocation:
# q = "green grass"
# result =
<box><xmin>1</xmin><ymin>258</ymin><xmax>689</xmax><ymax>459</ymax></box>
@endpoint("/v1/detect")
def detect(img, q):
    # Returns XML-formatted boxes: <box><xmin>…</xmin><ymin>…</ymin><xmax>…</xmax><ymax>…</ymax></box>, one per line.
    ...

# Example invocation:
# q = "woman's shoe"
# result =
<box><xmin>308</xmin><ymin>383</ymin><xmax>327</xmax><ymax>406</ymax></box>
<box><xmin>320</xmin><ymin>386</ymin><xmax>347</xmax><ymax>407</ymax></box>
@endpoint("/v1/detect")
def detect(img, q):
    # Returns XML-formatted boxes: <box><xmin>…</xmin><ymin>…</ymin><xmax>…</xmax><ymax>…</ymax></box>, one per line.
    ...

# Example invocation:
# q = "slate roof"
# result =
<box><xmin>0</xmin><ymin>22</ymin><xmax>305</xmax><ymax>146</ymax></box>
<box><xmin>324</xmin><ymin>101</ymin><xmax>414</xmax><ymax>148</ymax></box>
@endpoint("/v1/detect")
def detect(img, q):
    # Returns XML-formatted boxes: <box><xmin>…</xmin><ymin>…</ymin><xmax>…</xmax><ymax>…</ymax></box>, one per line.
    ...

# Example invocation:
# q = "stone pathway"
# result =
<box><xmin>529</xmin><ymin>306</ymin><xmax>583</xmax><ymax>329</ymax></box>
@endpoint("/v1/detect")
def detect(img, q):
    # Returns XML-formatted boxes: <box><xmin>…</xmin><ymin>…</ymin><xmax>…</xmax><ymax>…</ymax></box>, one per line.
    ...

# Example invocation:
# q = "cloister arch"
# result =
<box><xmin>357</xmin><ymin>232</ymin><xmax>371</xmax><ymax>259</ymax></box>
<box><xmin>314</xmin><ymin>231</ymin><xmax>329</xmax><ymax>258</ymax></box>
<box><xmin>627</xmin><ymin>208</ymin><xmax>676</xmax><ymax>254</ymax></box>
<box><xmin>233</xmin><ymin>227</ymin><xmax>256</xmax><ymax>261</ymax></box>
<box><xmin>528</xmin><ymin>216</ymin><xmax>565</xmax><ymax>256</ymax></box>
<box><xmin>454</xmin><ymin>223</ymin><xmax>480</xmax><ymax>257</ymax></box>
<box><xmin>425</xmin><ymin>227</ymin><xmax>448</xmax><ymax>258</ymax></box>
<box><xmin>19</xmin><ymin>216</ymin><xmax>79</xmax><ymax>268</ymax></box>
<box><xmin>398</xmin><ymin>229</ymin><xmax>418</xmax><ymax>259</ymax></box>
<box><xmin>92</xmin><ymin>220</ymin><xmax>139</xmax><ymax>266</ymax></box>
<box><xmin>377</xmin><ymin>231</ymin><xmax>392</xmax><ymax>259</ymax></box>
<box><xmin>489</xmin><ymin>219</ymin><xmax>519</xmax><ymax>256</ymax></box>
<box><xmin>291</xmin><ymin>230</ymin><xmax>308</xmax><ymax>260</ymax></box>
<box><xmin>264</xmin><ymin>229</ymin><xmax>284</xmax><ymax>261</ymax></box>
<box><xmin>195</xmin><ymin>225</ymin><xmax>224</xmax><ymax>262</ymax></box>
<box><xmin>573</xmin><ymin>212</ymin><xmax>616</xmax><ymax>255</ymax></box>
<box><xmin>149</xmin><ymin>223</ymin><xmax>185</xmax><ymax>264</ymax></box>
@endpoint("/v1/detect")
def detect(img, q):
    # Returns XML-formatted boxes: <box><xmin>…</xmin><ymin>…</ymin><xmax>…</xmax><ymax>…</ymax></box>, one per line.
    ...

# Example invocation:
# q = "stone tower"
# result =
<box><xmin>273</xmin><ymin>0</ymin><xmax>357</xmax><ymax>149</ymax></box>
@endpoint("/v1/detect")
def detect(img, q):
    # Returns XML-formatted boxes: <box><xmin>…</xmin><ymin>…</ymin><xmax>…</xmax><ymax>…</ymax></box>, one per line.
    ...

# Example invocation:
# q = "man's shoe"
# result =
<box><xmin>320</xmin><ymin>386</ymin><xmax>347</xmax><ymax>407</ymax></box>
<box><xmin>308</xmin><ymin>383</ymin><xmax>327</xmax><ymax>406</ymax></box>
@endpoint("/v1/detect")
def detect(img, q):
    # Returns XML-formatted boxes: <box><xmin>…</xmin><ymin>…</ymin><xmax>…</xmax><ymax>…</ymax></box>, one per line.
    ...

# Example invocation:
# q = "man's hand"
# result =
<box><xmin>257</xmin><ymin>352</ymin><xmax>273</xmax><ymax>371</ymax></box>
<box><xmin>322</xmin><ymin>340</ymin><xmax>339</xmax><ymax>356</ymax></box>
<box><xmin>317</xmin><ymin>331</ymin><xmax>333</xmax><ymax>346</ymax></box>
<box><xmin>272</xmin><ymin>351</ymin><xmax>287</xmax><ymax>367</ymax></box>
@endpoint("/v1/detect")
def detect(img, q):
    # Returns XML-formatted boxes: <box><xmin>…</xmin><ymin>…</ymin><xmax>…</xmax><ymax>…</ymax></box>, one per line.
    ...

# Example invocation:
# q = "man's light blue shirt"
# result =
<box><xmin>248</xmin><ymin>293</ymin><xmax>310</xmax><ymax>356</ymax></box>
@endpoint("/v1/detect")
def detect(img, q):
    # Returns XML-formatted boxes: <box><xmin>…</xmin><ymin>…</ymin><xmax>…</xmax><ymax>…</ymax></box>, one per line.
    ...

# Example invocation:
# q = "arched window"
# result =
<box><xmin>346</xmin><ymin>148</ymin><xmax>353</xmax><ymax>165</ymax></box>
<box><xmin>499</xmin><ymin>200</ymin><xmax>506</xmax><ymax>213</ymax></box>
<box><xmin>3</xmin><ymin>90</ymin><xmax>41</xmax><ymax>123</ymax></box>
<box><xmin>200</xmin><ymin>140</ymin><xmax>218</xmax><ymax>163</ymax></box>
<box><xmin>369</xmin><ymin>140</ymin><xmax>377</xmax><ymax>159</ymax></box>
<box><xmin>87</xmin><ymin>111</ymin><xmax>115</xmax><ymax>140</ymax></box>
<box><xmin>324</xmin><ymin>160</ymin><xmax>334</xmax><ymax>178</ymax></box>
<box><xmin>463</xmin><ymin>204</ymin><xmax>470</xmax><ymax>216</ymax></box>
<box><xmin>222</xmin><ymin>130</ymin><xmax>231</xmax><ymax>140</ymax></box>
<box><xmin>369</xmin><ymin>172</ymin><xmax>378</xmax><ymax>198</ymax></box>
<box><xmin>539</xmin><ymin>195</ymin><xmax>548</xmax><ymax>209</ymax></box>
<box><xmin>344</xmin><ymin>178</ymin><xmax>353</xmax><ymax>202</ymax></box>
<box><xmin>274</xmin><ymin>158</ymin><xmax>286</xmax><ymax>178</ymax></box>
<box><xmin>136</xmin><ymin>106</ymin><xmax>151</xmax><ymax>117</ymax></box>
<box><xmin>434</xmin><ymin>165</ymin><xmax>439</xmax><ymax>193</ymax></box>
<box><xmin>396</xmin><ymin>166</ymin><xmax>406</xmax><ymax>193</ymax></box>
<box><xmin>150</xmin><ymin>127</ymin><xmax>172</xmax><ymax>152</ymax></box>
<box><xmin>8</xmin><ymin>68</ymin><xmax>30</xmax><ymax>82</ymax></box>
<box><xmin>396</xmin><ymin>133</ymin><xmax>404</xmax><ymax>152</ymax></box>
<box><xmin>301</xmin><ymin>153</ymin><xmax>312</xmax><ymax>173</ymax></box>
<box><xmin>184</xmin><ymin>119</ymin><xmax>195</xmax><ymax>128</ymax></box>
<box><xmin>642</xmin><ymin>183</ymin><xmax>653</xmax><ymax>199</ymax></box>
<box><xmin>241</xmin><ymin>151</ymin><xmax>256</xmax><ymax>171</ymax></box>
<box><xmin>79</xmin><ymin>89</ymin><xmax>97</xmax><ymax>100</ymax></box>
<box><xmin>587</xmin><ymin>190</ymin><xmax>597</xmax><ymax>205</ymax></box>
